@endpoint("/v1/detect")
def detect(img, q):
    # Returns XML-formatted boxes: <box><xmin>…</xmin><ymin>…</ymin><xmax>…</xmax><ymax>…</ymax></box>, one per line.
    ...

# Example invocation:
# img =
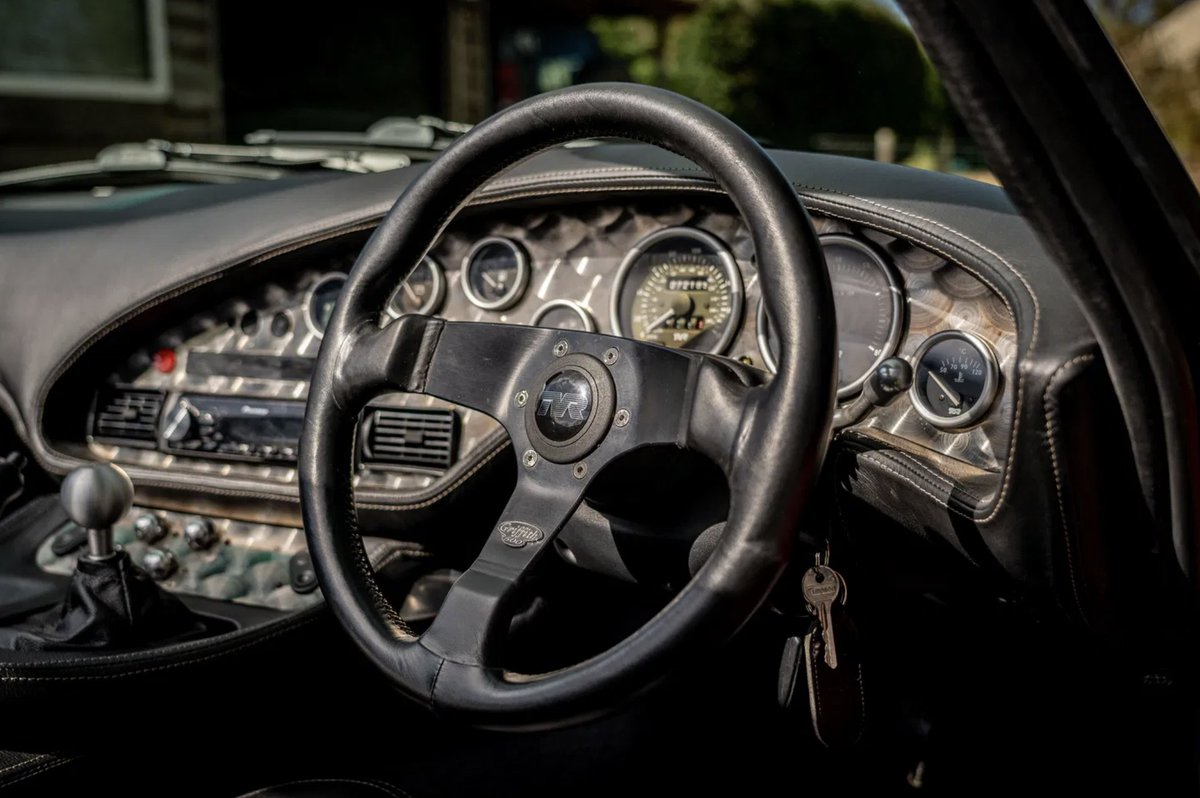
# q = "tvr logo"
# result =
<box><xmin>536</xmin><ymin>390</ymin><xmax>590</xmax><ymax>422</ymax></box>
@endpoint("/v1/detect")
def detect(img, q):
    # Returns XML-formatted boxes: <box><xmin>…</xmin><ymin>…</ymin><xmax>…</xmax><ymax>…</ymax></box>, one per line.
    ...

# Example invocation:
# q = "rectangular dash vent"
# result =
<box><xmin>92</xmin><ymin>387</ymin><xmax>164</xmax><ymax>445</ymax></box>
<box><xmin>362</xmin><ymin>407</ymin><xmax>457</xmax><ymax>470</ymax></box>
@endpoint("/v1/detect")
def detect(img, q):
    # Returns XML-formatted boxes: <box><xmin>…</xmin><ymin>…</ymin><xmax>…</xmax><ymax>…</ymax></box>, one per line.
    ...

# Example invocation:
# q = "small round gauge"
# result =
<box><xmin>304</xmin><ymin>273</ymin><xmax>347</xmax><ymax>338</ymax></box>
<box><xmin>461</xmin><ymin>237</ymin><xmax>530</xmax><ymax>311</ymax></box>
<box><xmin>387</xmin><ymin>256</ymin><xmax>446</xmax><ymax>318</ymax></box>
<box><xmin>611</xmin><ymin>227</ymin><xmax>743</xmax><ymax>354</ymax></box>
<box><xmin>532</xmin><ymin>299</ymin><xmax>596</xmax><ymax>332</ymax></box>
<box><xmin>910</xmin><ymin>330</ymin><xmax>1000</xmax><ymax>429</ymax></box>
<box><xmin>756</xmin><ymin>235</ymin><xmax>904</xmax><ymax>399</ymax></box>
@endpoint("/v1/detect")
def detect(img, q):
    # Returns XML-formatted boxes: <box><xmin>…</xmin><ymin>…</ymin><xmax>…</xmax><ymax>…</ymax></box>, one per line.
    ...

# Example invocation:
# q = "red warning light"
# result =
<box><xmin>152</xmin><ymin>348</ymin><xmax>176</xmax><ymax>374</ymax></box>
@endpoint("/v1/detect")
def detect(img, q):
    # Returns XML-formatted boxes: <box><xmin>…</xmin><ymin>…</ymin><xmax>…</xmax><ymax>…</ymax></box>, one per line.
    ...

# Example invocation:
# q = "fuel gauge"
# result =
<box><xmin>910</xmin><ymin>330</ymin><xmax>999</xmax><ymax>429</ymax></box>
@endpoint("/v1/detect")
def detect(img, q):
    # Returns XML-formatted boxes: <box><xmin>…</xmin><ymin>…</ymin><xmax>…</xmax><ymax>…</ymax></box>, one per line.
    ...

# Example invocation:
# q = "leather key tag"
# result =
<box><xmin>803</xmin><ymin>608</ymin><xmax>867</xmax><ymax>749</ymax></box>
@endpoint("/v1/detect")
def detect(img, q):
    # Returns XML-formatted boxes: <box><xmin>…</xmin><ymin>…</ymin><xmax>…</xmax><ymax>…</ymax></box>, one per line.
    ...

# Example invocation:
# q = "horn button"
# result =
<box><xmin>525</xmin><ymin>353</ymin><xmax>615</xmax><ymax>464</ymax></box>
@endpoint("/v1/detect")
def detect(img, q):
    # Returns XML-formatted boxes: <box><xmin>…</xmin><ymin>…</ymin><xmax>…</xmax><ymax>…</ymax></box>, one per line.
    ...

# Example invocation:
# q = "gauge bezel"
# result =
<box><xmin>610</xmin><ymin>226</ymin><xmax>744</xmax><ymax>355</ymax></box>
<box><xmin>460</xmin><ymin>236</ymin><xmax>530</xmax><ymax>311</ymax></box>
<box><xmin>531</xmin><ymin>298</ymin><xmax>597</xmax><ymax>332</ymax></box>
<box><xmin>386</xmin><ymin>256</ymin><xmax>446</xmax><ymax>319</ymax></box>
<box><xmin>756</xmin><ymin>234</ymin><xmax>905</xmax><ymax>401</ymax></box>
<box><xmin>303</xmin><ymin>273</ymin><xmax>348</xmax><ymax>339</ymax></box>
<box><xmin>909</xmin><ymin>329</ymin><xmax>1000</xmax><ymax>430</ymax></box>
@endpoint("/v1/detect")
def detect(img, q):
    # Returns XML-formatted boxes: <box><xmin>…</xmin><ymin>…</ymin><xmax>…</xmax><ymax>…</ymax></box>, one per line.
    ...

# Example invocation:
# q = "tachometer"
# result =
<box><xmin>757</xmin><ymin>235</ymin><xmax>903</xmax><ymax>399</ymax></box>
<box><xmin>611</xmin><ymin>227</ymin><xmax>743</xmax><ymax>354</ymax></box>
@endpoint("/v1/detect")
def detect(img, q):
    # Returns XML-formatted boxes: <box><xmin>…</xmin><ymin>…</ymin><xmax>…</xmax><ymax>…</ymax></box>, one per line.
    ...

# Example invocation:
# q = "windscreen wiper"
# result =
<box><xmin>245</xmin><ymin>115</ymin><xmax>471</xmax><ymax>153</ymax></box>
<box><xmin>0</xmin><ymin>115</ymin><xmax>473</xmax><ymax>192</ymax></box>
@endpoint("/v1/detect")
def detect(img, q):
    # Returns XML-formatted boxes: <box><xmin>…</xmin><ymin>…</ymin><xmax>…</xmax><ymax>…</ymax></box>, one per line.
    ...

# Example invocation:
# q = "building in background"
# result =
<box><xmin>0</xmin><ymin>0</ymin><xmax>1066</xmax><ymax>176</ymax></box>
<box><xmin>0</xmin><ymin>0</ymin><xmax>223</xmax><ymax>170</ymax></box>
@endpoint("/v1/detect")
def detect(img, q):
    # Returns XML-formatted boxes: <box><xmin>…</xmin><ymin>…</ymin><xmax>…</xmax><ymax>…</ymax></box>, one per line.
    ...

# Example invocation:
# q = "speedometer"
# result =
<box><xmin>610</xmin><ymin>227</ymin><xmax>744</xmax><ymax>354</ymax></box>
<box><xmin>757</xmin><ymin>235</ymin><xmax>903</xmax><ymax>399</ymax></box>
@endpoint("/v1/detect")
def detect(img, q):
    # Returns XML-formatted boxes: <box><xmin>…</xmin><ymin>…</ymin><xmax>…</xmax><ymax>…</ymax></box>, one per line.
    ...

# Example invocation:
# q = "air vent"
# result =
<box><xmin>362</xmin><ymin>407</ymin><xmax>457</xmax><ymax>470</ymax></box>
<box><xmin>91</xmin><ymin>387</ymin><xmax>164</xmax><ymax>446</ymax></box>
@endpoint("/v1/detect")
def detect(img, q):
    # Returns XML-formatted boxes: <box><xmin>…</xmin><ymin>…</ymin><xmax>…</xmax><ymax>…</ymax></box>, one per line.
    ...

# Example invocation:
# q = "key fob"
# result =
<box><xmin>804</xmin><ymin>608</ymin><xmax>866</xmax><ymax>748</ymax></box>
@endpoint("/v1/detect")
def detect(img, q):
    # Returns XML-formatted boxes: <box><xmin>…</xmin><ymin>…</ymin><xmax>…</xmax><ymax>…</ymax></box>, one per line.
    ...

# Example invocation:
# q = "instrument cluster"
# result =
<box><xmin>299</xmin><ymin>203</ymin><xmax>1010</xmax><ymax>441</ymax></box>
<box><xmin>89</xmin><ymin>199</ymin><xmax>1017</xmax><ymax>499</ymax></box>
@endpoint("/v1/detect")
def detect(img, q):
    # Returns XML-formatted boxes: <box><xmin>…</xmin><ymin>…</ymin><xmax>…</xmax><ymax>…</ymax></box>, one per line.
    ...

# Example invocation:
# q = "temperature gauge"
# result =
<box><xmin>910</xmin><ymin>330</ymin><xmax>999</xmax><ymax>429</ymax></box>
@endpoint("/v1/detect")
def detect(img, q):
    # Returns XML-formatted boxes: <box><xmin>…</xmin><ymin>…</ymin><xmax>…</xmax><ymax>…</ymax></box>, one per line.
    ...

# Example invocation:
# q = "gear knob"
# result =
<box><xmin>60</xmin><ymin>463</ymin><xmax>134</xmax><ymax>560</ymax></box>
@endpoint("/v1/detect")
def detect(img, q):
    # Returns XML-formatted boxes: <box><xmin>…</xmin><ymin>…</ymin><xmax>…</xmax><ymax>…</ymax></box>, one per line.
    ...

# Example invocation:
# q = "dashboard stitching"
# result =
<box><xmin>488</xmin><ymin>165</ymin><xmax>708</xmax><ymax>188</ymax></box>
<box><xmin>866</xmin><ymin>451</ymin><xmax>980</xmax><ymax>517</ymax></box>
<box><xmin>857</xmin><ymin>451</ymin><xmax>977</xmax><ymax>521</ymax></box>
<box><xmin>854</xmin><ymin>443</ymin><xmax>987</xmax><ymax>506</ymax></box>
<box><xmin>1043</xmin><ymin>351</ymin><xmax>1098</xmax><ymax>624</ymax></box>
<box><xmin>0</xmin><ymin>755</ymin><xmax>50</xmax><ymax>777</ymax></box>
<box><xmin>240</xmin><ymin>780</ymin><xmax>410</xmax><ymax>798</ymax></box>
<box><xmin>0</xmin><ymin>756</ymin><xmax>76</xmax><ymax>790</ymax></box>
<box><xmin>0</xmin><ymin>609</ymin><xmax>321</xmax><ymax>675</ymax></box>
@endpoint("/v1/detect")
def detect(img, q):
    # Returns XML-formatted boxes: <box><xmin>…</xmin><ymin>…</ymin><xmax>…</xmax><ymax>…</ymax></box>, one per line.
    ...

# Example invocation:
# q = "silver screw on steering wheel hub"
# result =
<box><xmin>522</xmin><ymin>449</ymin><xmax>538</xmax><ymax>468</ymax></box>
<box><xmin>602</xmin><ymin>348</ymin><xmax>619</xmax><ymax>365</ymax></box>
<box><xmin>515</xmin><ymin>390</ymin><xmax>528</xmax><ymax>407</ymax></box>
<box><xmin>553</xmin><ymin>340</ymin><xmax>569</xmax><ymax>357</ymax></box>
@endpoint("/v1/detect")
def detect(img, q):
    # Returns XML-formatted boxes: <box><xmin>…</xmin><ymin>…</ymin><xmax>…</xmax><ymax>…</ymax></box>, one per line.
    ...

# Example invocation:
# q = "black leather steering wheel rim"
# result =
<box><xmin>299</xmin><ymin>83</ymin><xmax>836</xmax><ymax>728</ymax></box>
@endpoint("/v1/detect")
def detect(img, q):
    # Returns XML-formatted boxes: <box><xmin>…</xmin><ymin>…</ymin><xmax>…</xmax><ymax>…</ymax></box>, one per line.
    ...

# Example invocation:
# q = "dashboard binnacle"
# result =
<box><xmin>83</xmin><ymin>199</ymin><xmax>1016</xmax><ymax>500</ymax></box>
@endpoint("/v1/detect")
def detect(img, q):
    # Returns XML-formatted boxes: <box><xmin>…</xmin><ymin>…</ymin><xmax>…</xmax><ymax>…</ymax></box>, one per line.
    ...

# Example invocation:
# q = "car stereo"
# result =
<box><xmin>159</xmin><ymin>394</ymin><xmax>305</xmax><ymax>463</ymax></box>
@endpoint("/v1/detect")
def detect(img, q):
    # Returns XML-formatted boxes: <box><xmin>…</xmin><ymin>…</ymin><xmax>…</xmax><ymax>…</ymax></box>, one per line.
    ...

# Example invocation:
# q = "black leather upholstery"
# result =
<box><xmin>300</xmin><ymin>83</ymin><xmax>837</xmax><ymax>725</ymax></box>
<box><xmin>0</xmin><ymin>550</ymin><xmax>206</xmax><ymax>651</ymax></box>
<box><xmin>237</xmin><ymin>778</ymin><xmax>408</xmax><ymax>798</ymax></box>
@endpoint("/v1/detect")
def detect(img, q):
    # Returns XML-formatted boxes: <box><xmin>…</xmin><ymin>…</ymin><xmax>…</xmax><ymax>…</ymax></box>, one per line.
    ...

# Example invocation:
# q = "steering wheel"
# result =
<box><xmin>299</xmin><ymin>83</ymin><xmax>836</xmax><ymax>727</ymax></box>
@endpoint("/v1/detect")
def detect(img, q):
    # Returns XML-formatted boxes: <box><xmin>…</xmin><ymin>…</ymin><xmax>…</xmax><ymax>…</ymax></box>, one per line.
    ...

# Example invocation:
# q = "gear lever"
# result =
<box><xmin>60</xmin><ymin>462</ymin><xmax>134</xmax><ymax>561</ymax></box>
<box><xmin>0</xmin><ymin>462</ymin><xmax>207</xmax><ymax>651</ymax></box>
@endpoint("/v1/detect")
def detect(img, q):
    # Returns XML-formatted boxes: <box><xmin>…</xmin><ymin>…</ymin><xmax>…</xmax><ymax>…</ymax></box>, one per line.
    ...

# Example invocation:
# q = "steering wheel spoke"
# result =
<box><xmin>420</xmin><ymin>470</ymin><xmax>586</xmax><ymax>667</ymax></box>
<box><xmin>683</xmin><ymin>357</ymin><xmax>761</xmax><ymax>474</ymax></box>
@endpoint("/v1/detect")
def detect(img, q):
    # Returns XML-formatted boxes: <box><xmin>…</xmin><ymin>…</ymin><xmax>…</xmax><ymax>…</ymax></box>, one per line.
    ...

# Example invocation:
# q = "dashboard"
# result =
<box><xmin>76</xmin><ymin>198</ymin><xmax>1015</xmax><ymax>507</ymax></box>
<box><xmin>0</xmin><ymin>143</ymin><xmax>1105</xmax><ymax>633</ymax></box>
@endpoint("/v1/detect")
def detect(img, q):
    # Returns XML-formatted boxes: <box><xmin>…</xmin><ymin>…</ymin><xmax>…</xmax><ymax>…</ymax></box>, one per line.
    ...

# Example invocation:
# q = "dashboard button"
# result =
<box><xmin>183</xmin><ymin>517</ymin><xmax>219</xmax><ymax>550</ymax></box>
<box><xmin>288</xmin><ymin>551</ymin><xmax>319</xmax><ymax>594</ymax></box>
<box><xmin>133</xmin><ymin>512</ymin><xmax>168</xmax><ymax>544</ymax></box>
<box><xmin>142</xmin><ymin>548</ymin><xmax>177</xmax><ymax>580</ymax></box>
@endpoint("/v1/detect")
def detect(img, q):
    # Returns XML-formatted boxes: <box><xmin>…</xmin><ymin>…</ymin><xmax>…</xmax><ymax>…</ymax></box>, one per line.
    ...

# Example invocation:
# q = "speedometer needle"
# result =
<box><xmin>645</xmin><ymin>308</ymin><xmax>676</xmax><ymax>332</ymax></box>
<box><xmin>481</xmin><ymin>271</ymin><xmax>502</xmax><ymax>290</ymax></box>
<box><xmin>928</xmin><ymin>370</ymin><xmax>962</xmax><ymax>407</ymax></box>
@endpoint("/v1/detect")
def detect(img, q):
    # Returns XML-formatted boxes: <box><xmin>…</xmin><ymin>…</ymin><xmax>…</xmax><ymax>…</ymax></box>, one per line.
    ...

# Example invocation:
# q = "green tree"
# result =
<box><xmin>663</xmin><ymin>0</ymin><xmax>945</xmax><ymax>149</ymax></box>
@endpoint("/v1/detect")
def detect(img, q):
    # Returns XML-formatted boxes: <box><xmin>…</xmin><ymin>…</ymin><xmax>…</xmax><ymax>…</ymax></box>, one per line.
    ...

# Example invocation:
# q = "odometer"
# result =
<box><xmin>611</xmin><ymin>227</ymin><xmax>743</xmax><ymax>354</ymax></box>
